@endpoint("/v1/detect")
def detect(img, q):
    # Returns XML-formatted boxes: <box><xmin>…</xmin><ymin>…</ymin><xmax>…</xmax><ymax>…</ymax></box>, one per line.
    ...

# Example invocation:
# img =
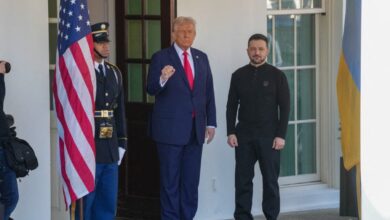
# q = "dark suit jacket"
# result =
<box><xmin>147</xmin><ymin>45</ymin><xmax>217</xmax><ymax>145</ymax></box>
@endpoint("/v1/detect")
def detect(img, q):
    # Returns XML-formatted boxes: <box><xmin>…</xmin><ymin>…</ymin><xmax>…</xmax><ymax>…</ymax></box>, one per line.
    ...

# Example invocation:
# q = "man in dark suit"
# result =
<box><xmin>147</xmin><ymin>16</ymin><xmax>217</xmax><ymax>220</ymax></box>
<box><xmin>73</xmin><ymin>22</ymin><xmax>127</xmax><ymax>220</ymax></box>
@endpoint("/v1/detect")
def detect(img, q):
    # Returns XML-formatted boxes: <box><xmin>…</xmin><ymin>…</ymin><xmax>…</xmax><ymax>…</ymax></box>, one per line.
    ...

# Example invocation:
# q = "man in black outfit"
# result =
<box><xmin>226</xmin><ymin>34</ymin><xmax>290</xmax><ymax>220</ymax></box>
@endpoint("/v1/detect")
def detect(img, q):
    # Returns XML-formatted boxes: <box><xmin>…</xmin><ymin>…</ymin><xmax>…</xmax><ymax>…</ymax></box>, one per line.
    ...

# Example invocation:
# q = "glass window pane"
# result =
<box><xmin>281</xmin><ymin>0</ymin><xmax>302</xmax><ymax>9</ymax></box>
<box><xmin>128</xmin><ymin>64</ymin><xmax>143</xmax><ymax>102</ymax></box>
<box><xmin>127</xmin><ymin>0</ymin><xmax>142</xmax><ymax>15</ymax></box>
<box><xmin>297</xmin><ymin>14</ymin><xmax>315</xmax><ymax>66</ymax></box>
<box><xmin>273</xmin><ymin>37</ymin><xmax>284</xmax><ymax>67</ymax></box>
<box><xmin>48</xmin><ymin>0</ymin><xmax>58</xmax><ymax>18</ymax></box>
<box><xmin>267</xmin><ymin>0</ymin><xmax>279</xmax><ymax>9</ymax></box>
<box><xmin>297</xmin><ymin>69</ymin><xmax>316</xmax><ymax>120</ymax></box>
<box><xmin>147</xmin><ymin>94</ymin><xmax>155</xmax><ymax>103</ymax></box>
<box><xmin>276</xmin><ymin>0</ymin><xmax>322</xmax><ymax>9</ymax></box>
<box><xmin>297</xmin><ymin>123</ymin><xmax>316</xmax><ymax>174</ymax></box>
<box><xmin>303</xmin><ymin>0</ymin><xmax>322</xmax><ymax>8</ymax></box>
<box><xmin>146</xmin><ymin>0</ymin><xmax>160</xmax><ymax>15</ymax></box>
<box><xmin>49</xmin><ymin>23</ymin><xmax>58</xmax><ymax>65</ymax></box>
<box><xmin>284</xmin><ymin>70</ymin><xmax>295</xmax><ymax>121</ymax></box>
<box><xmin>146</xmin><ymin>20</ymin><xmax>161</xmax><ymax>59</ymax></box>
<box><xmin>267</xmin><ymin>16</ymin><xmax>274</xmax><ymax>65</ymax></box>
<box><xmin>275</xmin><ymin>15</ymin><xmax>294</xmax><ymax>67</ymax></box>
<box><xmin>127</xmin><ymin>20</ymin><xmax>142</xmax><ymax>59</ymax></box>
<box><xmin>313</xmin><ymin>0</ymin><xmax>321</xmax><ymax>8</ymax></box>
<box><xmin>147</xmin><ymin>95</ymin><xmax>155</xmax><ymax>103</ymax></box>
<box><xmin>280</xmin><ymin>124</ymin><xmax>295</xmax><ymax>176</ymax></box>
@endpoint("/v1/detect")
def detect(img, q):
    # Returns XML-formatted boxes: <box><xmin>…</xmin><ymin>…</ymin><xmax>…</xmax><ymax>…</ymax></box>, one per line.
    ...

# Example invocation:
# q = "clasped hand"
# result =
<box><xmin>160</xmin><ymin>65</ymin><xmax>175</xmax><ymax>81</ymax></box>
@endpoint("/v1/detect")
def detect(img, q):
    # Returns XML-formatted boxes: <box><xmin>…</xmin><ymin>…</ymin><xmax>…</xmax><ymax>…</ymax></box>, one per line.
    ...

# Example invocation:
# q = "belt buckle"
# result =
<box><xmin>99</xmin><ymin>122</ymin><xmax>113</xmax><ymax>139</ymax></box>
<box><xmin>101</xmin><ymin>110</ymin><xmax>109</xmax><ymax>118</ymax></box>
<box><xmin>96</xmin><ymin>110</ymin><xmax>112</xmax><ymax>118</ymax></box>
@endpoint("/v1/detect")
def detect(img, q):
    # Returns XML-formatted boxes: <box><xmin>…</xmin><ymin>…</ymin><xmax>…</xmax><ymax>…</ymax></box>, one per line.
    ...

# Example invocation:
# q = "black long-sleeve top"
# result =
<box><xmin>0</xmin><ymin>75</ymin><xmax>10</xmax><ymax>138</ymax></box>
<box><xmin>226</xmin><ymin>63</ymin><xmax>290</xmax><ymax>139</ymax></box>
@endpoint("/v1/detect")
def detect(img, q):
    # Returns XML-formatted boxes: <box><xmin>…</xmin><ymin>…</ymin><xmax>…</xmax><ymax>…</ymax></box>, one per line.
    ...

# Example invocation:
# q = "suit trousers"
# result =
<box><xmin>157</xmin><ymin>123</ymin><xmax>203</xmax><ymax>220</ymax></box>
<box><xmin>73</xmin><ymin>162</ymin><xmax>118</xmax><ymax>220</ymax></box>
<box><xmin>234</xmin><ymin>136</ymin><xmax>280</xmax><ymax>220</ymax></box>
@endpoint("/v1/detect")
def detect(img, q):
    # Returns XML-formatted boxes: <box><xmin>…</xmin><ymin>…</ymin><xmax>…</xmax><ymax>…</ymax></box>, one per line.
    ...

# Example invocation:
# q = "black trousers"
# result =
<box><xmin>234</xmin><ymin>135</ymin><xmax>280</xmax><ymax>220</ymax></box>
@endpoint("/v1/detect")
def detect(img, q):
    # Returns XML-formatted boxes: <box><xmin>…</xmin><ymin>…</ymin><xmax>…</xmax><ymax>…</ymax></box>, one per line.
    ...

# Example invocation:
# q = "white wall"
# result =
<box><xmin>0</xmin><ymin>1</ymin><xmax>51</xmax><ymax>220</ymax></box>
<box><xmin>361</xmin><ymin>1</ymin><xmax>390</xmax><ymax>219</ymax></box>
<box><xmin>177</xmin><ymin>0</ymin><xmax>266</xmax><ymax>219</ymax></box>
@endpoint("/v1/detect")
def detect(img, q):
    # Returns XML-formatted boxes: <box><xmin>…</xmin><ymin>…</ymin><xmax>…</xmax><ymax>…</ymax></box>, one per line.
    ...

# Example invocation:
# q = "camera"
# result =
<box><xmin>5</xmin><ymin>114</ymin><xmax>14</xmax><ymax>127</ymax></box>
<box><xmin>0</xmin><ymin>61</ymin><xmax>11</xmax><ymax>74</ymax></box>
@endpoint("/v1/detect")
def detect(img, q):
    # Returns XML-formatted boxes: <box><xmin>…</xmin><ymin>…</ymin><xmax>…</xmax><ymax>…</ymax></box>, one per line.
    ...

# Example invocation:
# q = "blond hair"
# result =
<box><xmin>172</xmin><ymin>16</ymin><xmax>196</xmax><ymax>32</ymax></box>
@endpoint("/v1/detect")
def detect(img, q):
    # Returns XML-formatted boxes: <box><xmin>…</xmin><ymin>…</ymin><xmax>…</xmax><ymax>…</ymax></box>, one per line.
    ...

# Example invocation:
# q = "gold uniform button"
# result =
<box><xmin>106</xmin><ymin>103</ymin><xmax>109</xmax><ymax>106</ymax></box>
<box><xmin>105</xmin><ymin>92</ymin><xmax>109</xmax><ymax>96</ymax></box>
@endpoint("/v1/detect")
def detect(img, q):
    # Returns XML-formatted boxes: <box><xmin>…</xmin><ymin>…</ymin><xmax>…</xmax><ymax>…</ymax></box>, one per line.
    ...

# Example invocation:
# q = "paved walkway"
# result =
<box><xmin>118</xmin><ymin>208</ymin><xmax>359</xmax><ymax>220</ymax></box>
<box><xmin>253</xmin><ymin>208</ymin><xmax>358</xmax><ymax>220</ymax></box>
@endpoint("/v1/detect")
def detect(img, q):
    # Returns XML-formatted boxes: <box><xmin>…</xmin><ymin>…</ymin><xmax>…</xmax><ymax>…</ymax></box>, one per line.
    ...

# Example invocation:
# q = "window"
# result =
<box><xmin>267</xmin><ymin>0</ymin><xmax>322</xmax><ymax>183</ymax></box>
<box><xmin>117</xmin><ymin>0</ymin><xmax>173</xmax><ymax>104</ymax></box>
<box><xmin>267</xmin><ymin>0</ymin><xmax>324</xmax><ymax>11</ymax></box>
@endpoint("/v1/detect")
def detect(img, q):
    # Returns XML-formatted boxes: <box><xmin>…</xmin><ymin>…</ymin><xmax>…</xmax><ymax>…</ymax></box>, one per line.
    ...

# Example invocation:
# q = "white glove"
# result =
<box><xmin>118</xmin><ymin>147</ymin><xmax>126</xmax><ymax>165</ymax></box>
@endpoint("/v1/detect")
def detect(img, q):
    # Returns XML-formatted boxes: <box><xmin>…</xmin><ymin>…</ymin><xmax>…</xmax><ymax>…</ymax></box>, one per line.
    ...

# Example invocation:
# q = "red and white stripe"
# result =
<box><xmin>53</xmin><ymin>34</ymin><xmax>96</xmax><ymax>207</ymax></box>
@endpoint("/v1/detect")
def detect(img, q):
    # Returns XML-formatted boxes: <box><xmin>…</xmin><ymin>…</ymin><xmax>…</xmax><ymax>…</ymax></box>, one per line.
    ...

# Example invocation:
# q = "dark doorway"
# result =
<box><xmin>115</xmin><ymin>0</ymin><xmax>175</xmax><ymax>219</ymax></box>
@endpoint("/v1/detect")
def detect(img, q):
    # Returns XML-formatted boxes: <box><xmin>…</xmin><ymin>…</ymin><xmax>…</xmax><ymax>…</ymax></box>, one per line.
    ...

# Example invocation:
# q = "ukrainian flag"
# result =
<box><xmin>337</xmin><ymin>0</ymin><xmax>361</xmax><ymax>171</ymax></box>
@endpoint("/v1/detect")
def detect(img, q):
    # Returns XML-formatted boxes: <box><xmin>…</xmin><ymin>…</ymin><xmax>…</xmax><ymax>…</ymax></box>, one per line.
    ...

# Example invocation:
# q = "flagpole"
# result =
<box><xmin>70</xmin><ymin>201</ymin><xmax>76</xmax><ymax>220</ymax></box>
<box><xmin>79</xmin><ymin>198</ymin><xmax>84</xmax><ymax>220</ymax></box>
<box><xmin>356</xmin><ymin>163</ymin><xmax>361</xmax><ymax>219</ymax></box>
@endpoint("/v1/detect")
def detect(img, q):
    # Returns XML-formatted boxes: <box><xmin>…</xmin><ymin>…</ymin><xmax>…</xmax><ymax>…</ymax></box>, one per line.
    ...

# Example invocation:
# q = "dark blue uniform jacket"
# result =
<box><xmin>94</xmin><ymin>62</ymin><xmax>127</xmax><ymax>163</ymax></box>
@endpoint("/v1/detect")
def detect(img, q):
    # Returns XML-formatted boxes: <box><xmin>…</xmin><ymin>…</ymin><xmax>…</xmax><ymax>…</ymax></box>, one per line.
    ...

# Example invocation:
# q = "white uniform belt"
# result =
<box><xmin>95</xmin><ymin>110</ymin><xmax>113</xmax><ymax>118</ymax></box>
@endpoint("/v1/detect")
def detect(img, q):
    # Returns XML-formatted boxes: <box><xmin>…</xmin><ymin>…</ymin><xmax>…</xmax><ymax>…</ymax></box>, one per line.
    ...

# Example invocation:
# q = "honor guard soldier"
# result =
<box><xmin>73</xmin><ymin>22</ymin><xmax>128</xmax><ymax>220</ymax></box>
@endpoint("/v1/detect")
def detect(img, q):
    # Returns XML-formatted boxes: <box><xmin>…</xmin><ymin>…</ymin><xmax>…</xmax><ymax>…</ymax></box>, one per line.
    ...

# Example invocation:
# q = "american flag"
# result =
<box><xmin>53</xmin><ymin>0</ymin><xmax>96</xmax><ymax>207</ymax></box>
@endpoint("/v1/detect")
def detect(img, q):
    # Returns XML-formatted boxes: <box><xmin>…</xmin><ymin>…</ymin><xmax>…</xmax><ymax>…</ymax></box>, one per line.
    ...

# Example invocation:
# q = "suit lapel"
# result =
<box><xmin>191</xmin><ymin>50</ymin><xmax>203</xmax><ymax>93</ymax></box>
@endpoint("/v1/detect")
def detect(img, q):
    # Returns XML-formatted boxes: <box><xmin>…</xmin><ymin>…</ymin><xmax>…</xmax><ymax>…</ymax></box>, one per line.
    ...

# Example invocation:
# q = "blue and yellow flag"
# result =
<box><xmin>337</xmin><ymin>0</ymin><xmax>361</xmax><ymax>171</ymax></box>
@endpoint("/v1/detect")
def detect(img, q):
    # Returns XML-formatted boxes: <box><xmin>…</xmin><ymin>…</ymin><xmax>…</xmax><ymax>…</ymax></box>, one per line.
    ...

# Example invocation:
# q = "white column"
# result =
<box><xmin>361</xmin><ymin>1</ymin><xmax>390</xmax><ymax>219</ymax></box>
<box><xmin>0</xmin><ymin>0</ymin><xmax>51</xmax><ymax>220</ymax></box>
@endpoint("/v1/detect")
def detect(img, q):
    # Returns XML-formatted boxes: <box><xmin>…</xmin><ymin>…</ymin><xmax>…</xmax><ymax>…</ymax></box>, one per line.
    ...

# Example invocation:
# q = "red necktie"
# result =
<box><xmin>183</xmin><ymin>51</ymin><xmax>194</xmax><ymax>90</ymax></box>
